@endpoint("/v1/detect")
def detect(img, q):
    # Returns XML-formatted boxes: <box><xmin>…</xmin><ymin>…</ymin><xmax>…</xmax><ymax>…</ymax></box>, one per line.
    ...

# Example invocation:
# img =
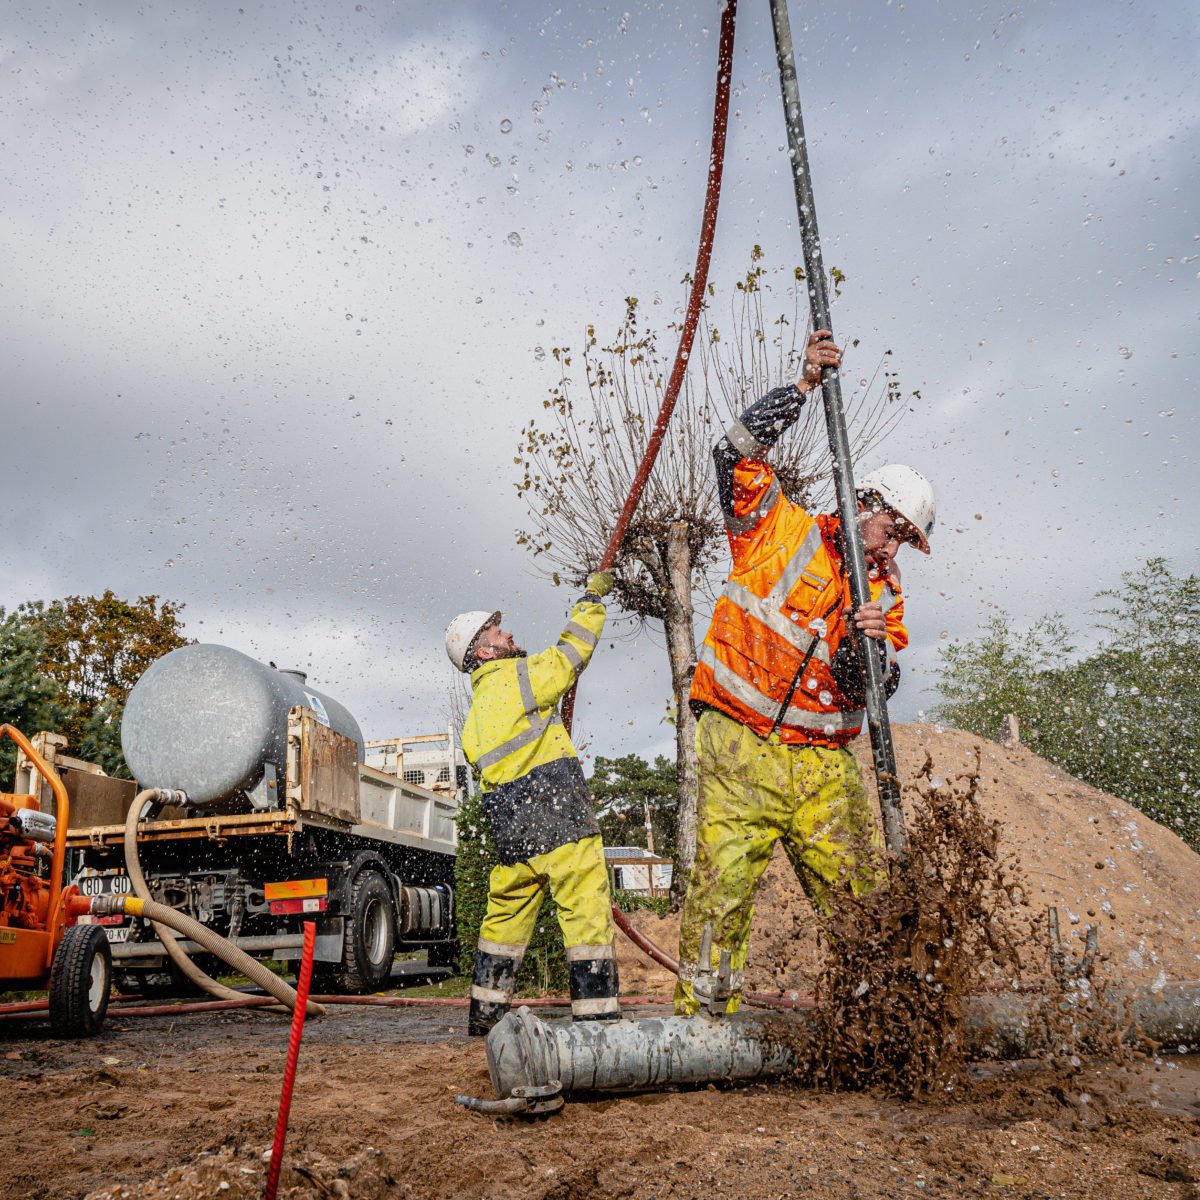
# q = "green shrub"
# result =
<box><xmin>614</xmin><ymin>889</ymin><xmax>671</xmax><ymax>917</ymax></box>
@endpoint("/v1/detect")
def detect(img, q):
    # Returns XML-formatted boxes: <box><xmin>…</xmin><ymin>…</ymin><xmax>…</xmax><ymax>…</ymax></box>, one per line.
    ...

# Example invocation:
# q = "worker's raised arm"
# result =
<box><xmin>526</xmin><ymin>572</ymin><xmax>611</xmax><ymax>709</ymax></box>
<box><xmin>713</xmin><ymin>331</ymin><xmax>842</xmax><ymax>540</ymax></box>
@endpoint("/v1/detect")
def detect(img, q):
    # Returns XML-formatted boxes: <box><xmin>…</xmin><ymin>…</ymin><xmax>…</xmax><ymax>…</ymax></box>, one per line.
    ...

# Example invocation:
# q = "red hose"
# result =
<box><xmin>561</xmin><ymin>0</ymin><xmax>738</xmax><ymax>734</ymax></box>
<box><xmin>264</xmin><ymin>920</ymin><xmax>315</xmax><ymax>1200</ymax></box>
<box><xmin>0</xmin><ymin>992</ymin><xmax>674</xmax><ymax>1021</ymax></box>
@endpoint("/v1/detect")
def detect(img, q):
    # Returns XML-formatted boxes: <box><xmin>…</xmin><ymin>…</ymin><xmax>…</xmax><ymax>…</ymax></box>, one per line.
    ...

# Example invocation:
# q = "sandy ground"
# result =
<box><xmin>5</xmin><ymin>725</ymin><xmax>1200</xmax><ymax>1198</ymax></box>
<box><xmin>4</xmin><ymin>1002</ymin><xmax>1200</xmax><ymax>1200</ymax></box>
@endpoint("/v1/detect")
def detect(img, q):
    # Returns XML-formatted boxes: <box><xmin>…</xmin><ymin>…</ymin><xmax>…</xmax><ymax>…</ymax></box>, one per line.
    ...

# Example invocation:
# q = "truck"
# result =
<box><xmin>21</xmin><ymin>643</ymin><xmax>462</xmax><ymax>995</ymax></box>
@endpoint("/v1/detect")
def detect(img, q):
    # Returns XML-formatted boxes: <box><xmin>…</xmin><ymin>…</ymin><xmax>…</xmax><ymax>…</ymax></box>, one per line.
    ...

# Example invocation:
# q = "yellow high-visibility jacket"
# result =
<box><xmin>461</xmin><ymin>596</ymin><xmax>607</xmax><ymax>864</ymax></box>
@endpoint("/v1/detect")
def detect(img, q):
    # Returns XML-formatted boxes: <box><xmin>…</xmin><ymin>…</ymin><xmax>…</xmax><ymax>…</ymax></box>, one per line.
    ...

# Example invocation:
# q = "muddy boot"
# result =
<box><xmin>468</xmin><ymin>947</ymin><xmax>521</xmax><ymax>1037</ymax></box>
<box><xmin>567</xmin><ymin>945</ymin><xmax>621</xmax><ymax>1022</ymax></box>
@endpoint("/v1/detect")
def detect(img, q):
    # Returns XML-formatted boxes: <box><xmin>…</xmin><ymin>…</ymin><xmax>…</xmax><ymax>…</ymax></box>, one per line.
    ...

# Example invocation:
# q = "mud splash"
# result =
<box><xmin>800</xmin><ymin>751</ymin><xmax>1031</xmax><ymax>1097</ymax></box>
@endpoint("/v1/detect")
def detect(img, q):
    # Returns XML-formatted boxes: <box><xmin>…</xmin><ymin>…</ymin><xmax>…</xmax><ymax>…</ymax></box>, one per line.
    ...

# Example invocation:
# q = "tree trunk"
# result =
<box><xmin>663</xmin><ymin>522</ymin><xmax>699</xmax><ymax>908</ymax></box>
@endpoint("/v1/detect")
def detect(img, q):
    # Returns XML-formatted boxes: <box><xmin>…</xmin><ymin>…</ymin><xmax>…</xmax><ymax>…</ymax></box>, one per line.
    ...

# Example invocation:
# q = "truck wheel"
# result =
<box><xmin>49</xmin><ymin>925</ymin><xmax>112</xmax><ymax>1038</ymax></box>
<box><xmin>328</xmin><ymin>871</ymin><xmax>396</xmax><ymax>994</ymax></box>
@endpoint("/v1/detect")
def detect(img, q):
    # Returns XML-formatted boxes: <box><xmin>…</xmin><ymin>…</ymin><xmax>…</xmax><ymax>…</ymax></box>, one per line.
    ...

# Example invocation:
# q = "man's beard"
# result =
<box><xmin>493</xmin><ymin>644</ymin><xmax>527</xmax><ymax>661</ymax></box>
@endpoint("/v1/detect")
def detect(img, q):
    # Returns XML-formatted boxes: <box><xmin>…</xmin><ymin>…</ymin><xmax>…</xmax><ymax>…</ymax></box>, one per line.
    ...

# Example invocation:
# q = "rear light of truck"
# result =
<box><xmin>269</xmin><ymin>896</ymin><xmax>329</xmax><ymax>915</ymax></box>
<box><xmin>264</xmin><ymin>877</ymin><xmax>328</xmax><ymax>915</ymax></box>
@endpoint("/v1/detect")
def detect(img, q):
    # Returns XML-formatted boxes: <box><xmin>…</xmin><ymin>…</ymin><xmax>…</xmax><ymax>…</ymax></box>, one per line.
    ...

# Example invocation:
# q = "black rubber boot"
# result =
<box><xmin>567</xmin><ymin>954</ymin><xmax>621</xmax><ymax>1022</ymax></box>
<box><xmin>468</xmin><ymin>948</ymin><xmax>521</xmax><ymax>1037</ymax></box>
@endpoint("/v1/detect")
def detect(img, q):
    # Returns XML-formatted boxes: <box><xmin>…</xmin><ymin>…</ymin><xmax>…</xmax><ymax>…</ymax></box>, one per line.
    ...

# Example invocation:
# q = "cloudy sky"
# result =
<box><xmin>1</xmin><ymin>0</ymin><xmax>1195</xmax><ymax>764</ymax></box>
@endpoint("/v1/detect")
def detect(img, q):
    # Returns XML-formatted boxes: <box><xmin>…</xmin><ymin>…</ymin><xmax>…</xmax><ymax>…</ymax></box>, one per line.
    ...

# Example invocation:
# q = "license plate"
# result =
<box><xmin>104</xmin><ymin>926</ymin><xmax>130</xmax><ymax>943</ymax></box>
<box><xmin>78</xmin><ymin>872</ymin><xmax>133</xmax><ymax>898</ymax></box>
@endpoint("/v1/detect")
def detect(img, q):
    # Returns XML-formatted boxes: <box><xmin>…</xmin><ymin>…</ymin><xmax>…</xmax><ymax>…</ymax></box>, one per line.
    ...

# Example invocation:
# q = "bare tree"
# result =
<box><xmin>513</xmin><ymin>249</ymin><xmax>908</xmax><ymax>902</ymax></box>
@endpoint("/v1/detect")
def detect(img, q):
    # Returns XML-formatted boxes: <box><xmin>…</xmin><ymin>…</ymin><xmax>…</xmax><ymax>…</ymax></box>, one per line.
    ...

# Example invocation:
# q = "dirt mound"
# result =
<box><xmin>616</xmin><ymin>723</ymin><xmax>1200</xmax><ymax>996</ymax></box>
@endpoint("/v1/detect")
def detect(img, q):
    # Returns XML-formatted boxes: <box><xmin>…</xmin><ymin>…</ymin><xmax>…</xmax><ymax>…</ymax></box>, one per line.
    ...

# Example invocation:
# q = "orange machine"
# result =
<box><xmin>0</xmin><ymin>723</ymin><xmax>111</xmax><ymax>1035</ymax></box>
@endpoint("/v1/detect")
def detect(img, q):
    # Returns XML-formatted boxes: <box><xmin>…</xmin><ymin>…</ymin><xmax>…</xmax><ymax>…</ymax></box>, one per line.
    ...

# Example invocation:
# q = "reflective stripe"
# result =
<box><xmin>763</xmin><ymin>523</ymin><xmax>825</xmax><ymax>604</ymax></box>
<box><xmin>516</xmin><ymin>659</ymin><xmax>537</xmax><ymax>715</ymax></box>
<box><xmin>470</xmin><ymin>985</ymin><xmax>512</xmax><ymax>1005</ymax></box>
<box><xmin>718</xmin><ymin>581</ymin><xmax>830</xmax><ymax>667</ymax></box>
<box><xmin>562</xmin><ymin>621</ymin><xmax>598</xmax><ymax>649</ymax></box>
<box><xmin>718</xmin><ymin>523</ymin><xmax>833</xmax><ymax>666</ymax></box>
<box><xmin>725</xmin><ymin>476</ymin><xmax>781</xmax><ymax>535</ymax></box>
<box><xmin>725</xmin><ymin>418</ymin><xmax>770</xmax><ymax>460</ymax></box>
<box><xmin>477</xmin><ymin>938</ymin><xmax>525</xmax><ymax>960</ymax></box>
<box><xmin>557</xmin><ymin>639</ymin><xmax>585</xmax><ymax>673</ymax></box>
<box><xmin>698</xmin><ymin>644</ymin><xmax>863</xmax><ymax>733</ymax></box>
<box><xmin>571</xmin><ymin>996</ymin><xmax>620</xmax><ymax>1016</ymax></box>
<box><xmin>565</xmin><ymin>943</ymin><xmax>616</xmax><ymax>962</ymax></box>
<box><xmin>473</xmin><ymin>660</ymin><xmax>559</xmax><ymax>770</ymax></box>
<box><xmin>473</xmin><ymin>720</ymin><xmax>545</xmax><ymax>769</ymax></box>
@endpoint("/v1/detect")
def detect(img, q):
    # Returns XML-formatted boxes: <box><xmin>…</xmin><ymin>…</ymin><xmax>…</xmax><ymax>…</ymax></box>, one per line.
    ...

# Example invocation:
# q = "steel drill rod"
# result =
<box><xmin>767</xmin><ymin>0</ymin><xmax>905</xmax><ymax>858</ymax></box>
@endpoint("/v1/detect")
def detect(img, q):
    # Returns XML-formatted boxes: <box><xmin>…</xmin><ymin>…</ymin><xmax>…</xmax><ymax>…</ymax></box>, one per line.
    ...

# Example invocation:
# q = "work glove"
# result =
<box><xmin>586</xmin><ymin>570</ymin><xmax>615</xmax><ymax>599</ymax></box>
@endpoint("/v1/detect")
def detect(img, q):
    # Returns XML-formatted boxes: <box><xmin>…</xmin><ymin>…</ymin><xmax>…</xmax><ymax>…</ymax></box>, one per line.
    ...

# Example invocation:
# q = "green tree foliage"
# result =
<box><xmin>934</xmin><ymin>559</ymin><xmax>1200</xmax><ymax>849</ymax></box>
<box><xmin>590</xmin><ymin>753</ymin><xmax>678</xmax><ymax>858</ymax></box>
<box><xmin>453</xmin><ymin>786</ymin><xmax>569</xmax><ymax>993</ymax></box>
<box><xmin>0</xmin><ymin>592</ymin><xmax>189</xmax><ymax>779</ymax></box>
<box><xmin>0</xmin><ymin>610</ymin><xmax>63</xmax><ymax>787</ymax></box>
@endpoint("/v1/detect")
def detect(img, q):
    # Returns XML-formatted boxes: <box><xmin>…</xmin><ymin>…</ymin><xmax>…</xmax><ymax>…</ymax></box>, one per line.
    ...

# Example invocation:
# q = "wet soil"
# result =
<box><xmin>4</xmin><ymin>1003</ymin><xmax>1200</xmax><ymax>1200</ymax></box>
<box><xmin>8</xmin><ymin>726</ymin><xmax>1200</xmax><ymax>1199</ymax></box>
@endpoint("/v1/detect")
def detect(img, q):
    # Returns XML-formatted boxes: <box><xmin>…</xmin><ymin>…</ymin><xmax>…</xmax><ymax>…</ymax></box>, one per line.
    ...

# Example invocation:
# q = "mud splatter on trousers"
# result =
<box><xmin>675</xmin><ymin>707</ymin><xmax>884</xmax><ymax>1015</ymax></box>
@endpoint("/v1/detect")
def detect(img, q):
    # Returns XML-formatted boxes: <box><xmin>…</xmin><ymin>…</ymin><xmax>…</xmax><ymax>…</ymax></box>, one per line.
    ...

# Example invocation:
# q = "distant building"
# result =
<box><xmin>604</xmin><ymin>845</ymin><xmax>673</xmax><ymax>896</ymax></box>
<box><xmin>365</xmin><ymin>730</ymin><xmax>475</xmax><ymax>801</ymax></box>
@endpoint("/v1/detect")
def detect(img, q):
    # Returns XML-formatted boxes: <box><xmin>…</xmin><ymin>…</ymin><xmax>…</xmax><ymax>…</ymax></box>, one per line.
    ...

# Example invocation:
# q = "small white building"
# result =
<box><xmin>604</xmin><ymin>845</ymin><xmax>673</xmax><ymax>896</ymax></box>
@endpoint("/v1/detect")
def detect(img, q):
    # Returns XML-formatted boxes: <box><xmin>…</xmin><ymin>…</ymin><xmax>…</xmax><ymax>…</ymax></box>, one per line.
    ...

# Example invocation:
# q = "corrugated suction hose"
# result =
<box><xmin>122</xmin><ymin>790</ymin><xmax>323</xmax><ymax>1017</ymax></box>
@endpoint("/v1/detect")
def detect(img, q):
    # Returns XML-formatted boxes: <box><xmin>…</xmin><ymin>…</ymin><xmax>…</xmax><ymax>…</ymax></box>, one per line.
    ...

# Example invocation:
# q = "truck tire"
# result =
<box><xmin>321</xmin><ymin>870</ymin><xmax>396</xmax><ymax>994</ymax></box>
<box><xmin>49</xmin><ymin>925</ymin><xmax>112</xmax><ymax>1038</ymax></box>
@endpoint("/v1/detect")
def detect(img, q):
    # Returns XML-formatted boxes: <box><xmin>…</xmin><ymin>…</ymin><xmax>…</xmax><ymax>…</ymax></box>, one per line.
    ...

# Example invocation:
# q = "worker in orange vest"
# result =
<box><xmin>675</xmin><ymin>329</ymin><xmax>935</xmax><ymax>1015</ymax></box>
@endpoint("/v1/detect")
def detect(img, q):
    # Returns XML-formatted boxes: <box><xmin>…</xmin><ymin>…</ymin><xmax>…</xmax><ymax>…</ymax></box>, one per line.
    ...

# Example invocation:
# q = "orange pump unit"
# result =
<box><xmin>0</xmin><ymin>723</ymin><xmax>111</xmax><ymax>1035</ymax></box>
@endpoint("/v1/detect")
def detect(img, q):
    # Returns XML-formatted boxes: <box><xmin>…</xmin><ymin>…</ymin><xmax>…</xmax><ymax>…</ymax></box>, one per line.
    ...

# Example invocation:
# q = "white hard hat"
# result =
<box><xmin>856</xmin><ymin>464</ymin><xmax>935</xmax><ymax>555</ymax></box>
<box><xmin>445</xmin><ymin>610</ymin><xmax>500</xmax><ymax>673</ymax></box>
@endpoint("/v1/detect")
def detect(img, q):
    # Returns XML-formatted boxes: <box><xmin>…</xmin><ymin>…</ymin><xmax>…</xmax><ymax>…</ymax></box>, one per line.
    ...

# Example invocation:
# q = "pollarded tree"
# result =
<box><xmin>513</xmin><ymin>251</ymin><xmax>908</xmax><ymax>898</ymax></box>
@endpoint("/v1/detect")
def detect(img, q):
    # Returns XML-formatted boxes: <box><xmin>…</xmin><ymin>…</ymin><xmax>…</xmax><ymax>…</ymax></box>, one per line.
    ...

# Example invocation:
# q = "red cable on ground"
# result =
<box><xmin>561</xmin><ymin>0</ymin><xmax>738</xmax><ymax>734</ymax></box>
<box><xmin>264</xmin><ymin>920</ymin><xmax>315</xmax><ymax>1200</ymax></box>
<box><xmin>0</xmin><ymin>991</ymin><xmax>675</xmax><ymax>1022</ymax></box>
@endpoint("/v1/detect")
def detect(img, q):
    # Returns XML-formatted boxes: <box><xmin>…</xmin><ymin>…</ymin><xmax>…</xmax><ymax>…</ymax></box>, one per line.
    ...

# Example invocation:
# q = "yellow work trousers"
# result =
<box><xmin>479</xmin><ymin>833</ymin><xmax>616</xmax><ymax>961</ymax></box>
<box><xmin>674</xmin><ymin>707</ymin><xmax>884</xmax><ymax>1015</ymax></box>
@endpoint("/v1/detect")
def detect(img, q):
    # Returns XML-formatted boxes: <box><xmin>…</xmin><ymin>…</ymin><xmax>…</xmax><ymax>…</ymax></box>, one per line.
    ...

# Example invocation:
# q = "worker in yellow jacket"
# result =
<box><xmin>677</xmin><ymin>329</ymin><xmax>936</xmax><ymax>1015</ymax></box>
<box><xmin>446</xmin><ymin>572</ymin><xmax>619</xmax><ymax>1036</ymax></box>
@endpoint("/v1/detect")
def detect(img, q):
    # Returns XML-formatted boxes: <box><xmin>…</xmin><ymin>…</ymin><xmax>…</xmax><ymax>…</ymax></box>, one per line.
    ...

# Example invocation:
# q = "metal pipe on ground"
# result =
<box><xmin>479</xmin><ymin>986</ymin><xmax>1200</xmax><ymax>1106</ymax></box>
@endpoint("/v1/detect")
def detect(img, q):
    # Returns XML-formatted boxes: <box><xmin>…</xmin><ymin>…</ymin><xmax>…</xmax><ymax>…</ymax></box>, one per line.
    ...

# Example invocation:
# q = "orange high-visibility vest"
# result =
<box><xmin>691</xmin><ymin>458</ymin><xmax>906</xmax><ymax>748</ymax></box>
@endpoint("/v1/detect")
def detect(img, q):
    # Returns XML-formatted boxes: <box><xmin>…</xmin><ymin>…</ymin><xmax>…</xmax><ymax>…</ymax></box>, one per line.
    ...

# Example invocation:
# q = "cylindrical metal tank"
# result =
<box><xmin>121</xmin><ymin>643</ymin><xmax>365</xmax><ymax>811</ymax></box>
